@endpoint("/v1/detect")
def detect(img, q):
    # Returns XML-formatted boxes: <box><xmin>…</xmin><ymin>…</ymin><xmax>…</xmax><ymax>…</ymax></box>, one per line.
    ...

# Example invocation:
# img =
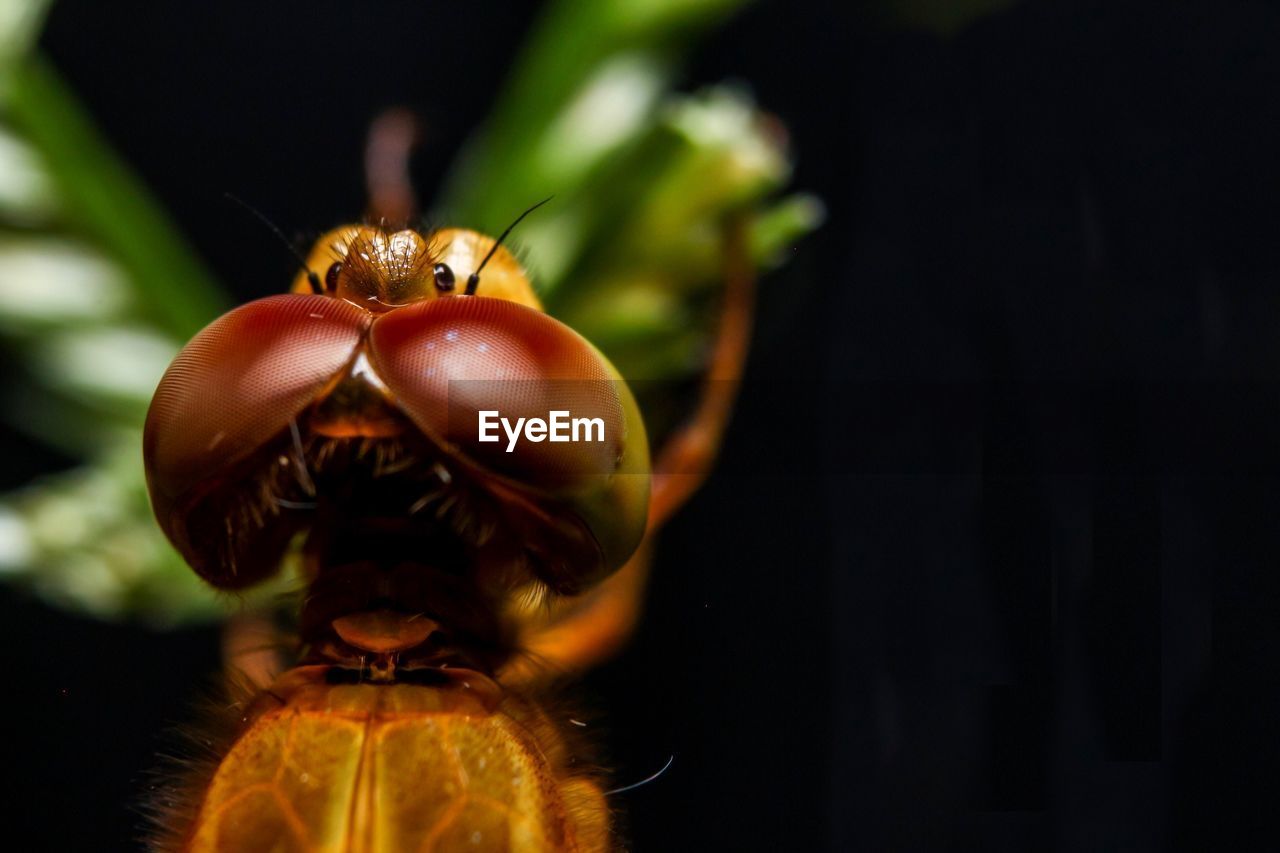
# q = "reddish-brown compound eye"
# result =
<box><xmin>369</xmin><ymin>297</ymin><xmax>650</xmax><ymax>585</ymax></box>
<box><xmin>144</xmin><ymin>294</ymin><xmax>370</xmax><ymax>587</ymax></box>
<box><xmin>371</xmin><ymin>298</ymin><xmax>622</xmax><ymax>486</ymax></box>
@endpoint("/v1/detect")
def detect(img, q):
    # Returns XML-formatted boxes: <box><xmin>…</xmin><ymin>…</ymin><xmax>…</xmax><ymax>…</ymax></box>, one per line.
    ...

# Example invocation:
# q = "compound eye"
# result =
<box><xmin>433</xmin><ymin>263</ymin><xmax>456</xmax><ymax>293</ymax></box>
<box><xmin>143</xmin><ymin>294</ymin><xmax>371</xmax><ymax>587</ymax></box>
<box><xmin>325</xmin><ymin>261</ymin><xmax>342</xmax><ymax>293</ymax></box>
<box><xmin>370</xmin><ymin>298</ymin><xmax>626</xmax><ymax>488</ymax></box>
<box><xmin>368</xmin><ymin>297</ymin><xmax>650</xmax><ymax>588</ymax></box>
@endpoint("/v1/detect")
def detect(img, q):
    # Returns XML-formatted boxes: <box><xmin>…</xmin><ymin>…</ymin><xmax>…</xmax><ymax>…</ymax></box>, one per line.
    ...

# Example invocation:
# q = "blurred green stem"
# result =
<box><xmin>440</xmin><ymin>0</ymin><xmax>749</xmax><ymax>228</ymax></box>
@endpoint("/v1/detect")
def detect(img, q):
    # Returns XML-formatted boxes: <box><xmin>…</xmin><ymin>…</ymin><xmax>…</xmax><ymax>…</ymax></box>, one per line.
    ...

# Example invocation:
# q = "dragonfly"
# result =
<box><xmin>0</xmin><ymin>7</ymin><xmax>819</xmax><ymax>848</ymax></box>
<box><xmin>139</xmin><ymin>114</ymin><xmax>757</xmax><ymax>851</ymax></box>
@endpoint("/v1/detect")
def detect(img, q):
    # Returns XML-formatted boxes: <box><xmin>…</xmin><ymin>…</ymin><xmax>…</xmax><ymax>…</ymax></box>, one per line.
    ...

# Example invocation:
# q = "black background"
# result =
<box><xmin>4</xmin><ymin>1</ymin><xmax>1280</xmax><ymax>850</ymax></box>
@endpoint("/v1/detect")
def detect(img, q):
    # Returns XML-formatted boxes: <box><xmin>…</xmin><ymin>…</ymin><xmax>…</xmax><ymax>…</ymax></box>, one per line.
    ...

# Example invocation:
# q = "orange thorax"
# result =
<box><xmin>185</xmin><ymin>667</ymin><xmax>607</xmax><ymax>852</ymax></box>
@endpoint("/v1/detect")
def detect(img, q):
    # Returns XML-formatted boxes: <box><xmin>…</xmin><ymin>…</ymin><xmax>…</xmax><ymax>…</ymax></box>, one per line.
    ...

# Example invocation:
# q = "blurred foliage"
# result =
<box><xmin>0</xmin><ymin>0</ymin><xmax>819</xmax><ymax>625</ymax></box>
<box><xmin>0</xmin><ymin>0</ymin><xmax>239</xmax><ymax>624</ymax></box>
<box><xmin>439</xmin><ymin>0</ymin><xmax>820</xmax><ymax>431</ymax></box>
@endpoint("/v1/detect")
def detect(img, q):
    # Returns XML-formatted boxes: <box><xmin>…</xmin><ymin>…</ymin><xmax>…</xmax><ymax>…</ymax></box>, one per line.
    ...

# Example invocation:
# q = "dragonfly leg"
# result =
<box><xmin>221</xmin><ymin>612</ymin><xmax>290</xmax><ymax>691</ymax></box>
<box><xmin>364</xmin><ymin>107</ymin><xmax>419</xmax><ymax>227</ymax></box>
<box><xmin>647</xmin><ymin>214</ymin><xmax>755</xmax><ymax>529</ymax></box>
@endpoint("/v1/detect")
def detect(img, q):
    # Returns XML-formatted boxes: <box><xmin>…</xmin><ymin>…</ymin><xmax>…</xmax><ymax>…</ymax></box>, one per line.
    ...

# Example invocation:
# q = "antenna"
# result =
<box><xmin>224</xmin><ymin>193</ymin><xmax>324</xmax><ymax>295</ymax></box>
<box><xmin>465</xmin><ymin>196</ymin><xmax>553</xmax><ymax>295</ymax></box>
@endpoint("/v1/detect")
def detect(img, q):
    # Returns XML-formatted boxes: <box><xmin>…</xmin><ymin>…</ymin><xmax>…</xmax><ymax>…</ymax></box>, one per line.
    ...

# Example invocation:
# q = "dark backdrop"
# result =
<box><xmin>3</xmin><ymin>1</ymin><xmax>1279</xmax><ymax>850</ymax></box>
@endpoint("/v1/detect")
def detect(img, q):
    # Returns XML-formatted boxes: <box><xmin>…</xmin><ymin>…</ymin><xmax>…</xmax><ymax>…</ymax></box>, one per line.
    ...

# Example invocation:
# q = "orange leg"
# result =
<box><xmin>221</xmin><ymin>612</ymin><xmax>291</xmax><ymax>692</ymax></box>
<box><xmin>647</xmin><ymin>215</ymin><xmax>755</xmax><ymax>529</ymax></box>
<box><xmin>504</xmin><ymin>216</ymin><xmax>756</xmax><ymax>685</ymax></box>
<box><xmin>363</xmin><ymin>107</ymin><xmax>419</xmax><ymax>227</ymax></box>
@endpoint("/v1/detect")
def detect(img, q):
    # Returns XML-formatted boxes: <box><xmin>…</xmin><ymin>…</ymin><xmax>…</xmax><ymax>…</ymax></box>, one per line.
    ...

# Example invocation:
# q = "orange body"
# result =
<box><xmin>186</xmin><ymin>668</ymin><xmax>606</xmax><ymax>853</ymax></box>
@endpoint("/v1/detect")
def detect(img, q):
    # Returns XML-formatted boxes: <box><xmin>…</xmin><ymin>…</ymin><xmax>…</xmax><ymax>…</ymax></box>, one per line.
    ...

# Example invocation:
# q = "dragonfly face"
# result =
<box><xmin>143</xmin><ymin>225</ymin><xmax>649</xmax><ymax>671</ymax></box>
<box><xmin>291</xmin><ymin>226</ymin><xmax>545</xmax><ymax>309</ymax></box>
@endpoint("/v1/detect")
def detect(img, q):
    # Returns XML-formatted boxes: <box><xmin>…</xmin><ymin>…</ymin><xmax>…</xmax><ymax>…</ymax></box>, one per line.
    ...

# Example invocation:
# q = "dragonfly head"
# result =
<box><xmin>291</xmin><ymin>226</ymin><xmax>542</xmax><ymax>312</ymax></box>
<box><xmin>143</xmin><ymin>225</ymin><xmax>651</xmax><ymax>610</ymax></box>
